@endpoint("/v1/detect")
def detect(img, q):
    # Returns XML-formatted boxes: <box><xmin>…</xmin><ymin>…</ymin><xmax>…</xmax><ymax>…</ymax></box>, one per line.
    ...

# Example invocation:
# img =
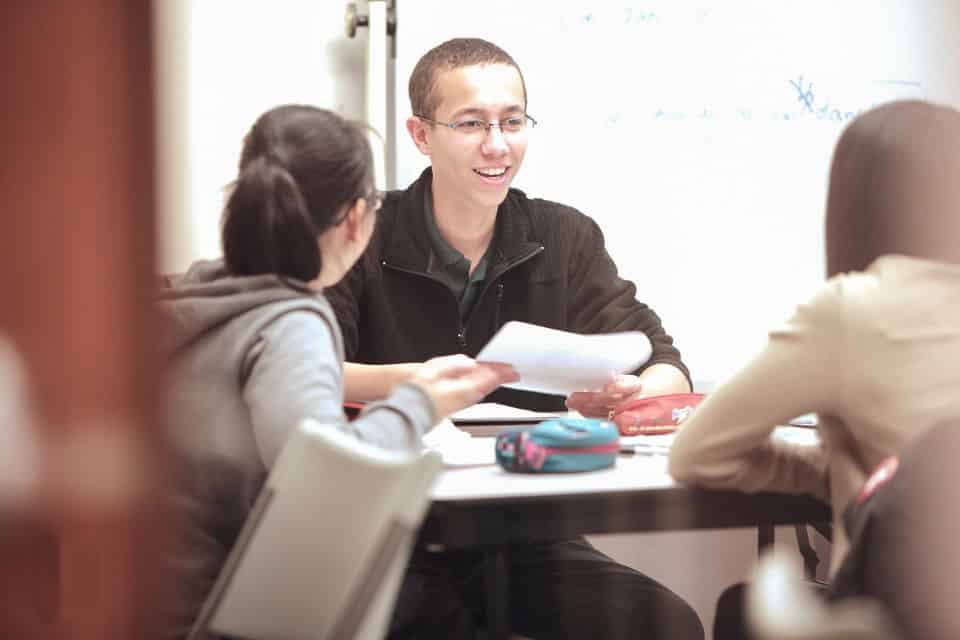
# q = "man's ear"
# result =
<box><xmin>406</xmin><ymin>116</ymin><xmax>431</xmax><ymax>156</ymax></box>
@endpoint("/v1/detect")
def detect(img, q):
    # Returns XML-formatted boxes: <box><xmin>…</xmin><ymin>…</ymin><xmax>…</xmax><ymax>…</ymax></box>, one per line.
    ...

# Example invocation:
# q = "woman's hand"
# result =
<box><xmin>410</xmin><ymin>354</ymin><xmax>518</xmax><ymax>419</ymax></box>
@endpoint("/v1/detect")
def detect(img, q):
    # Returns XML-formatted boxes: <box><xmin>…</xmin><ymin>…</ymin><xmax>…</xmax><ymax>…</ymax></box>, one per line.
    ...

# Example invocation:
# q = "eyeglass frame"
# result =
<box><xmin>414</xmin><ymin>113</ymin><xmax>538</xmax><ymax>135</ymax></box>
<box><xmin>332</xmin><ymin>188</ymin><xmax>383</xmax><ymax>227</ymax></box>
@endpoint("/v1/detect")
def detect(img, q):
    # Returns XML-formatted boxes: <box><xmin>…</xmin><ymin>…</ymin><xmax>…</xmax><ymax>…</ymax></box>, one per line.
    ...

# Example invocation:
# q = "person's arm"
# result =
<box><xmin>562</xmin><ymin>214</ymin><xmax>690</xmax><ymax>416</ymax></box>
<box><xmin>323</xmin><ymin>245</ymin><xmax>367</xmax><ymax>361</ymax></box>
<box><xmin>323</xmin><ymin>241</ymin><xmax>423</xmax><ymax>404</ymax></box>
<box><xmin>565</xmin><ymin>215</ymin><xmax>690</xmax><ymax>384</ymax></box>
<box><xmin>242</xmin><ymin>311</ymin><xmax>517</xmax><ymax>467</ymax></box>
<box><xmin>242</xmin><ymin>311</ymin><xmax>434</xmax><ymax>466</ymax></box>
<box><xmin>637</xmin><ymin>362</ymin><xmax>691</xmax><ymax>395</ymax></box>
<box><xmin>343</xmin><ymin>362</ymin><xmax>421</xmax><ymax>402</ymax></box>
<box><xmin>565</xmin><ymin>364</ymin><xmax>691</xmax><ymax>417</ymax></box>
<box><xmin>668</xmin><ymin>284</ymin><xmax>847</xmax><ymax>502</ymax></box>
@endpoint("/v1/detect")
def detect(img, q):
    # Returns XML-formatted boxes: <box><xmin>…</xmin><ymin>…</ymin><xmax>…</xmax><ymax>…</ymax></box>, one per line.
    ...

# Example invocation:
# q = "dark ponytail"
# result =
<box><xmin>221</xmin><ymin>105</ymin><xmax>375</xmax><ymax>282</ymax></box>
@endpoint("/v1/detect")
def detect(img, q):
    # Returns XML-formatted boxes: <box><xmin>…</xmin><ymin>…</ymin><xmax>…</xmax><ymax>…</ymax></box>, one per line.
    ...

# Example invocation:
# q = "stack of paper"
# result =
<box><xmin>449</xmin><ymin>403</ymin><xmax>574</xmax><ymax>437</ymax></box>
<box><xmin>476</xmin><ymin>321</ymin><xmax>652</xmax><ymax>396</ymax></box>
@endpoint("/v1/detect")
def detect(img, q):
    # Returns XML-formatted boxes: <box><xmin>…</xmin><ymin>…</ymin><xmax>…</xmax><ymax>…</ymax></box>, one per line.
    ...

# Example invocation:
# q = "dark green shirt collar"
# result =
<box><xmin>423</xmin><ymin>181</ymin><xmax>466</xmax><ymax>268</ymax></box>
<box><xmin>423</xmin><ymin>179</ymin><xmax>491</xmax><ymax>319</ymax></box>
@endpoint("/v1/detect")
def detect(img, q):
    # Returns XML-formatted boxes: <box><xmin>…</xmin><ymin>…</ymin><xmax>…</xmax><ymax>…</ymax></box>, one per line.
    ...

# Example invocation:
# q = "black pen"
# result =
<box><xmin>619</xmin><ymin>443</ymin><xmax>670</xmax><ymax>456</ymax></box>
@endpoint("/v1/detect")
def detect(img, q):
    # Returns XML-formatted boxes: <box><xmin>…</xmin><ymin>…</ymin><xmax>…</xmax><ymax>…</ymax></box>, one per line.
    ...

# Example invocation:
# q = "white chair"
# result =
<box><xmin>746</xmin><ymin>544</ymin><xmax>901</xmax><ymax>640</ymax></box>
<box><xmin>188</xmin><ymin>419</ymin><xmax>442</xmax><ymax>640</ymax></box>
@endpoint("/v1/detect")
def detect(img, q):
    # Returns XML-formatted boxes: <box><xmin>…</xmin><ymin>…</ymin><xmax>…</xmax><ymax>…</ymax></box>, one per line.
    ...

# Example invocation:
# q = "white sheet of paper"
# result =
<box><xmin>433</xmin><ymin>438</ymin><xmax>497</xmax><ymax>467</ymax></box>
<box><xmin>476</xmin><ymin>321</ymin><xmax>652</xmax><ymax>396</ymax></box>
<box><xmin>450</xmin><ymin>402</ymin><xmax>570</xmax><ymax>424</ymax></box>
<box><xmin>421</xmin><ymin>421</ymin><xmax>497</xmax><ymax>467</ymax></box>
<box><xmin>421</xmin><ymin>418</ymin><xmax>470</xmax><ymax>449</ymax></box>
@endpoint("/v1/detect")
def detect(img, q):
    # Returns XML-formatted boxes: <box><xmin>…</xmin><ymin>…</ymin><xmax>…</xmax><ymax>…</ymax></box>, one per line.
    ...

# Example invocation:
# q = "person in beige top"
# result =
<box><xmin>668</xmin><ymin>100</ymin><xmax>960</xmax><ymax>636</ymax></box>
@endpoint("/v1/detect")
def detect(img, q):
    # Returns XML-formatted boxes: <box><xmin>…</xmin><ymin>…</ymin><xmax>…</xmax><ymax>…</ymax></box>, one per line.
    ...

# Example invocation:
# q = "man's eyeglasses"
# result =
<box><xmin>415</xmin><ymin>113</ymin><xmax>538</xmax><ymax>136</ymax></box>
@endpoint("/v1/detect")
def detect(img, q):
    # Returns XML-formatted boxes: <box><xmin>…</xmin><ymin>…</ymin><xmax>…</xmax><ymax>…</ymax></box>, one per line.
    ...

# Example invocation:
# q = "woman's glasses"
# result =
<box><xmin>363</xmin><ymin>189</ymin><xmax>384</xmax><ymax>212</ymax></box>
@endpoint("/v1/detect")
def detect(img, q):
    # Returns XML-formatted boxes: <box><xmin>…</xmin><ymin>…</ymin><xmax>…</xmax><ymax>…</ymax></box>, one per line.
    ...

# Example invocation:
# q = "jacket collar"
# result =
<box><xmin>383</xmin><ymin>167</ymin><xmax>544</xmax><ymax>274</ymax></box>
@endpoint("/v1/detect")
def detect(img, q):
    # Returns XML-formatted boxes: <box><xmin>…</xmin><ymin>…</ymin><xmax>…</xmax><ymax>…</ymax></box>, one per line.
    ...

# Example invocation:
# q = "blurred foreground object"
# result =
<box><xmin>747</xmin><ymin>545</ymin><xmax>900</xmax><ymax>640</ymax></box>
<box><xmin>1</xmin><ymin>2</ymin><xmax>170</xmax><ymax>639</ymax></box>
<box><xmin>0</xmin><ymin>336</ymin><xmax>40</xmax><ymax>509</ymax></box>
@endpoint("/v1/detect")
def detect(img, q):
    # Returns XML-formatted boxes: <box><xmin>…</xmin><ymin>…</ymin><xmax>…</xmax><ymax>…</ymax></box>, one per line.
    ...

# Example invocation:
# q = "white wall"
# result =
<box><xmin>155</xmin><ymin>0</ymin><xmax>368</xmax><ymax>273</ymax></box>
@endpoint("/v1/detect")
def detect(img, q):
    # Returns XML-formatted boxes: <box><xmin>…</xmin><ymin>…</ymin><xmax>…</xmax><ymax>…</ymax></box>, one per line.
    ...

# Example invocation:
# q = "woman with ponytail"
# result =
<box><xmin>159</xmin><ymin>105</ymin><xmax>516</xmax><ymax>637</ymax></box>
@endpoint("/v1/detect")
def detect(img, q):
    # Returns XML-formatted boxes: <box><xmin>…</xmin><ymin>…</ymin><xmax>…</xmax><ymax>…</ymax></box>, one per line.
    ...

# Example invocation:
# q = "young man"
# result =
<box><xmin>330</xmin><ymin>37</ymin><xmax>691</xmax><ymax>416</ymax></box>
<box><xmin>326</xmin><ymin>38</ymin><xmax>703</xmax><ymax>639</ymax></box>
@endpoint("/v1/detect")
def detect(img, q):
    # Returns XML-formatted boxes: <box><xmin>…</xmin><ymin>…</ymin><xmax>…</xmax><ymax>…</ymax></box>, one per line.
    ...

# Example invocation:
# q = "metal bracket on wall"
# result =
<box><xmin>346</xmin><ymin>0</ymin><xmax>397</xmax><ymax>58</ymax></box>
<box><xmin>344</xmin><ymin>0</ymin><xmax>395</xmax><ymax>188</ymax></box>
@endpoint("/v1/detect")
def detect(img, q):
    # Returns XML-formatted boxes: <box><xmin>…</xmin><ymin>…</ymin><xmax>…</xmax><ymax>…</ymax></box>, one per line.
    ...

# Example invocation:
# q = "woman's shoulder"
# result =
<box><xmin>832</xmin><ymin>254</ymin><xmax>960</xmax><ymax>303</ymax></box>
<box><xmin>259</xmin><ymin>295</ymin><xmax>340</xmax><ymax>337</ymax></box>
<box><xmin>251</xmin><ymin>298</ymin><xmax>345</xmax><ymax>369</ymax></box>
<box><xmin>826</xmin><ymin>255</ymin><xmax>960</xmax><ymax>334</ymax></box>
<box><xmin>867</xmin><ymin>254</ymin><xmax>960</xmax><ymax>283</ymax></box>
<box><xmin>769</xmin><ymin>269</ymin><xmax>879</xmax><ymax>341</ymax></box>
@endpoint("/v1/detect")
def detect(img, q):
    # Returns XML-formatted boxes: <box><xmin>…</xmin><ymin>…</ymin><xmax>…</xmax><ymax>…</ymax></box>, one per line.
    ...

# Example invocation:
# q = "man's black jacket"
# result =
<box><xmin>326</xmin><ymin>168</ymin><xmax>689</xmax><ymax>411</ymax></box>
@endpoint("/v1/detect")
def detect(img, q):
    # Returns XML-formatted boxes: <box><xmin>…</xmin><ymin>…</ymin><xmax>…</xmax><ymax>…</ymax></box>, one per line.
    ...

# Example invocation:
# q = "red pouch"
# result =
<box><xmin>610</xmin><ymin>393</ymin><xmax>706</xmax><ymax>436</ymax></box>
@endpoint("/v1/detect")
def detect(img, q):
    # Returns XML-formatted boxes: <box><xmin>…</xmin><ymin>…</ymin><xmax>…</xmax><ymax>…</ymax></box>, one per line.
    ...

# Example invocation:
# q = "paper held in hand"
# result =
<box><xmin>476</xmin><ymin>321</ymin><xmax>652</xmax><ymax>396</ymax></box>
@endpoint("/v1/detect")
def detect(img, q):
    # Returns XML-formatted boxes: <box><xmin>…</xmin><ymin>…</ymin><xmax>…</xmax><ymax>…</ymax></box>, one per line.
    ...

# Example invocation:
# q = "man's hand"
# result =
<box><xmin>565</xmin><ymin>364</ymin><xmax>691</xmax><ymax>418</ymax></box>
<box><xmin>565</xmin><ymin>374</ymin><xmax>643</xmax><ymax>418</ymax></box>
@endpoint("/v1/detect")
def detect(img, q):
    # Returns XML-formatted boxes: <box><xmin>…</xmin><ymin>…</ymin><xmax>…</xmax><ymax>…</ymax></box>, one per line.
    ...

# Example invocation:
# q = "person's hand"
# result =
<box><xmin>410</xmin><ymin>354</ymin><xmax>519</xmax><ymax>419</ymax></box>
<box><xmin>565</xmin><ymin>374</ymin><xmax>644</xmax><ymax>418</ymax></box>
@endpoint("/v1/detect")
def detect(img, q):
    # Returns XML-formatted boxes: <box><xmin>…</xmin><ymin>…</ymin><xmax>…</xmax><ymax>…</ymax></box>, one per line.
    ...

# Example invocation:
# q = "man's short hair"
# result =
<box><xmin>408</xmin><ymin>38</ymin><xmax>528</xmax><ymax>120</ymax></box>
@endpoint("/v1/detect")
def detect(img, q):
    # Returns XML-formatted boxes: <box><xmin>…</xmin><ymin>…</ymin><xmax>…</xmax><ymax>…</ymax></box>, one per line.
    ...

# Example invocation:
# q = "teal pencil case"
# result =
<box><xmin>495</xmin><ymin>418</ymin><xmax>620</xmax><ymax>473</ymax></box>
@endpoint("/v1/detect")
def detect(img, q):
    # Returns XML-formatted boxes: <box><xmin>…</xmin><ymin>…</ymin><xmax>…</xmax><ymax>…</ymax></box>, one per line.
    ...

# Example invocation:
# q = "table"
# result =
<box><xmin>418</xmin><ymin>444</ymin><xmax>830</xmax><ymax>640</ymax></box>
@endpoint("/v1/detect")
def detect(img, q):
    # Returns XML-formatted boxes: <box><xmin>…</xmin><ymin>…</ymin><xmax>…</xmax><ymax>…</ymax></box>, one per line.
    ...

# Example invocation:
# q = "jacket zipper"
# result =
<box><xmin>383</xmin><ymin>244</ymin><xmax>544</xmax><ymax>349</ymax></box>
<box><xmin>492</xmin><ymin>282</ymin><xmax>505</xmax><ymax>332</ymax></box>
<box><xmin>469</xmin><ymin>244</ymin><xmax>544</xmax><ymax>343</ymax></box>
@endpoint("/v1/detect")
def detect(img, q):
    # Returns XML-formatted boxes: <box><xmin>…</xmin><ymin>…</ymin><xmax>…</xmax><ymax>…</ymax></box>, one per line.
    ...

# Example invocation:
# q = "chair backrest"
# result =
<box><xmin>746</xmin><ymin>545</ymin><xmax>901</xmax><ymax>640</ymax></box>
<box><xmin>188</xmin><ymin>419</ymin><xmax>442</xmax><ymax>640</ymax></box>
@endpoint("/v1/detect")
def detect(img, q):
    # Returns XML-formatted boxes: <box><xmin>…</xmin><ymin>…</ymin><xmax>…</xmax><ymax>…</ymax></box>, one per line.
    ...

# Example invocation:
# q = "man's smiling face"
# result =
<box><xmin>419</xmin><ymin>63</ymin><xmax>529</xmax><ymax>212</ymax></box>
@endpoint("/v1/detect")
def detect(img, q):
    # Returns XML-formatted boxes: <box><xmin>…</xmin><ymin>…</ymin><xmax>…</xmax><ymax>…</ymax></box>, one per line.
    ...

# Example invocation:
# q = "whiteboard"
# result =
<box><xmin>392</xmin><ymin>0</ymin><xmax>960</xmax><ymax>386</ymax></box>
